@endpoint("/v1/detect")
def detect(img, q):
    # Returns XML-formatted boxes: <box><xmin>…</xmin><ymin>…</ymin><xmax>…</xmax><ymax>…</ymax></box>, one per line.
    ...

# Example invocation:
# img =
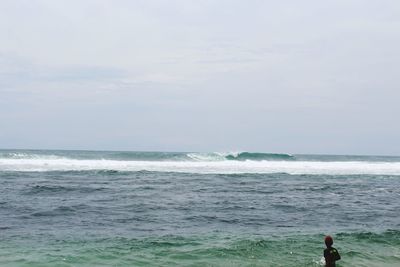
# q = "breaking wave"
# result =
<box><xmin>0</xmin><ymin>152</ymin><xmax>67</xmax><ymax>160</ymax></box>
<box><xmin>187</xmin><ymin>152</ymin><xmax>294</xmax><ymax>161</ymax></box>
<box><xmin>1</xmin><ymin>158</ymin><xmax>400</xmax><ymax>175</ymax></box>
<box><xmin>225</xmin><ymin>152</ymin><xmax>294</xmax><ymax>161</ymax></box>
<box><xmin>0</xmin><ymin>151</ymin><xmax>293</xmax><ymax>162</ymax></box>
<box><xmin>1</xmin><ymin>150</ymin><xmax>400</xmax><ymax>175</ymax></box>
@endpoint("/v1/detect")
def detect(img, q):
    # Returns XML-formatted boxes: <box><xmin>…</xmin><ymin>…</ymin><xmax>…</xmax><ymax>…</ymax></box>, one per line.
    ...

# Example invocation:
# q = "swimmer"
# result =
<box><xmin>323</xmin><ymin>235</ymin><xmax>341</xmax><ymax>267</ymax></box>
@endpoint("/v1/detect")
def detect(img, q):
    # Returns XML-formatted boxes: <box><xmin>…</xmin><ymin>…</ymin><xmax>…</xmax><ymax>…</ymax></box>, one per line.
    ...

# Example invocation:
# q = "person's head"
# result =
<box><xmin>325</xmin><ymin>235</ymin><xmax>333</xmax><ymax>247</ymax></box>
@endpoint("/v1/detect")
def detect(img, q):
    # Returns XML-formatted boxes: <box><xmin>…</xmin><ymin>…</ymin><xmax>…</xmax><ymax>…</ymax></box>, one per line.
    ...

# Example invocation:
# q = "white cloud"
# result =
<box><xmin>1</xmin><ymin>0</ymin><xmax>400</xmax><ymax>154</ymax></box>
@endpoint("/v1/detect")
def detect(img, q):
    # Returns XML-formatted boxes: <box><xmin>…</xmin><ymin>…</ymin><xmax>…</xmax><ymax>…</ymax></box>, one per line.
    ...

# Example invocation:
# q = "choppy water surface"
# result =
<box><xmin>0</xmin><ymin>150</ymin><xmax>399</xmax><ymax>266</ymax></box>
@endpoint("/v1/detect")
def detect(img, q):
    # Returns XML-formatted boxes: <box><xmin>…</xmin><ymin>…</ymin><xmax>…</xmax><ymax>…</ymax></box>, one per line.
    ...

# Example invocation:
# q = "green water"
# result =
<box><xmin>2</xmin><ymin>231</ymin><xmax>400</xmax><ymax>266</ymax></box>
<box><xmin>1</xmin><ymin>150</ymin><xmax>400</xmax><ymax>266</ymax></box>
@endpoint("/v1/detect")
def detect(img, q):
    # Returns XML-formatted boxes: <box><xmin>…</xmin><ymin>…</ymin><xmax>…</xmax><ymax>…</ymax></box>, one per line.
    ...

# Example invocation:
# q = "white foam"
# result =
<box><xmin>0</xmin><ymin>152</ymin><xmax>66</xmax><ymax>160</ymax></box>
<box><xmin>1</xmin><ymin>158</ymin><xmax>400</xmax><ymax>175</ymax></box>
<box><xmin>187</xmin><ymin>153</ymin><xmax>225</xmax><ymax>161</ymax></box>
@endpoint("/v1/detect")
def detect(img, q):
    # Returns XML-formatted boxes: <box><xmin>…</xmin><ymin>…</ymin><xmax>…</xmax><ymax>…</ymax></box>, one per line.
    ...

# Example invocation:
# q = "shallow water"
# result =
<box><xmin>0</xmin><ymin>150</ymin><xmax>399</xmax><ymax>266</ymax></box>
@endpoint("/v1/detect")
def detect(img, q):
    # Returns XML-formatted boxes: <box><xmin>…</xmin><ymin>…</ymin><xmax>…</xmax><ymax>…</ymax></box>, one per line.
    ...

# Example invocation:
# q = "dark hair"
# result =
<box><xmin>325</xmin><ymin>235</ymin><xmax>333</xmax><ymax>247</ymax></box>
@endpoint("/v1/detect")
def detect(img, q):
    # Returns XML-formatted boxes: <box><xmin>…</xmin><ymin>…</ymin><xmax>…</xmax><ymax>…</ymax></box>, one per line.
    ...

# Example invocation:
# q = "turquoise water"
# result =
<box><xmin>0</xmin><ymin>150</ymin><xmax>399</xmax><ymax>266</ymax></box>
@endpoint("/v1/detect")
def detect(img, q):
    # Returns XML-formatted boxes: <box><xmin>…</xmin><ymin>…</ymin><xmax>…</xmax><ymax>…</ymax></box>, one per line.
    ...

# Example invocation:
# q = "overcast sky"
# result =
<box><xmin>1</xmin><ymin>0</ymin><xmax>399</xmax><ymax>155</ymax></box>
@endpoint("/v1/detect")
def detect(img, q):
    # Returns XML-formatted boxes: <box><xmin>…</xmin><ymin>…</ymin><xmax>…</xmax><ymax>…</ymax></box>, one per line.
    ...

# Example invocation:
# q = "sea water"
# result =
<box><xmin>0</xmin><ymin>150</ymin><xmax>399</xmax><ymax>266</ymax></box>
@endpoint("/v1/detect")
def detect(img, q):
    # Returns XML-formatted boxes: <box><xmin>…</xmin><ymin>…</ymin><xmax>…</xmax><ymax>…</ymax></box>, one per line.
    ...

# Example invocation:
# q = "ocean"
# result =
<box><xmin>0</xmin><ymin>149</ymin><xmax>399</xmax><ymax>266</ymax></box>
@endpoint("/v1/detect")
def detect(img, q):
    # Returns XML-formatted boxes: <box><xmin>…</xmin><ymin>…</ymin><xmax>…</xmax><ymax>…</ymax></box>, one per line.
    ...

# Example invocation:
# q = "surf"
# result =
<box><xmin>187</xmin><ymin>152</ymin><xmax>294</xmax><ymax>161</ymax></box>
<box><xmin>1</xmin><ymin>157</ymin><xmax>400</xmax><ymax>175</ymax></box>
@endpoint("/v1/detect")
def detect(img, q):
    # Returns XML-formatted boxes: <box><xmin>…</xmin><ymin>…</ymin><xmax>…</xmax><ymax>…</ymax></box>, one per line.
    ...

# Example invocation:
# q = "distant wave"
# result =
<box><xmin>0</xmin><ymin>152</ymin><xmax>67</xmax><ymax>160</ymax></box>
<box><xmin>0</xmin><ymin>151</ymin><xmax>293</xmax><ymax>162</ymax></box>
<box><xmin>186</xmin><ymin>152</ymin><xmax>294</xmax><ymax>161</ymax></box>
<box><xmin>224</xmin><ymin>152</ymin><xmax>294</xmax><ymax>161</ymax></box>
<box><xmin>1</xmin><ymin>150</ymin><xmax>400</xmax><ymax>175</ymax></box>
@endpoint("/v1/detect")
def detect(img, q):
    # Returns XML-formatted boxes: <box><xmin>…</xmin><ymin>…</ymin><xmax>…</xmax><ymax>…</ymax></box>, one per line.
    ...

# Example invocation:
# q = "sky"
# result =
<box><xmin>0</xmin><ymin>0</ymin><xmax>400</xmax><ymax>155</ymax></box>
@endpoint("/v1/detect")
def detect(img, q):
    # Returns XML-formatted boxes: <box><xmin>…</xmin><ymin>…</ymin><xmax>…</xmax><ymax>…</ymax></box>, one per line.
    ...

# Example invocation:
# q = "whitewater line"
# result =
<box><xmin>1</xmin><ymin>158</ymin><xmax>400</xmax><ymax>175</ymax></box>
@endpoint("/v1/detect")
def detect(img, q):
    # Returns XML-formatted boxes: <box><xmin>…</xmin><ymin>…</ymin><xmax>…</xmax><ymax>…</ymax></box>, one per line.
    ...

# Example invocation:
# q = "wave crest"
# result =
<box><xmin>186</xmin><ymin>152</ymin><xmax>294</xmax><ymax>161</ymax></box>
<box><xmin>224</xmin><ymin>152</ymin><xmax>294</xmax><ymax>161</ymax></box>
<box><xmin>0</xmin><ymin>152</ymin><xmax>66</xmax><ymax>160</ymax></box>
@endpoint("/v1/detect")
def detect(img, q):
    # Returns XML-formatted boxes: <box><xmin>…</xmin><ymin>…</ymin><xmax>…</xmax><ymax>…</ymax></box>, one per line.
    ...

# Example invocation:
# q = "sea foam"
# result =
<box><xmin>1</xmin><ymin>157</ymin><xmax>400</xmax><ymax>175</ymax></box>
